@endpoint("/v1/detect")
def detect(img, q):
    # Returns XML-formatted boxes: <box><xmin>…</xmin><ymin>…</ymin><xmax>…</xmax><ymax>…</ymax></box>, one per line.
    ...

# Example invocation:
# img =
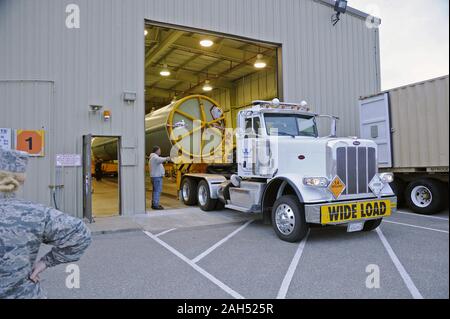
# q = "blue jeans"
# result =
<box><xmin>151</xmin><ymin>177</ymin><xmax>163</xmax><ymax>207</ymax></box>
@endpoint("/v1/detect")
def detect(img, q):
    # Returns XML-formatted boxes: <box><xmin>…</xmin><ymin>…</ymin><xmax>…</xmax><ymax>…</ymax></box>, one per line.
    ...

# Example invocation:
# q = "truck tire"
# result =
<box><xmin>390</xmin><ymin>178</ymin><xmax>406</xmax><ymax>207</ymax></box>
<box><xmin>215</xmin><ymin>200</ymin><xmax>225</xmax><ymax>210</ymax></box>
<box><xmin>271</xmin><ymin>195</ymin><xmax>309</xmax><ymax>243</ymax></box>
<box><xmin>362</xmin><ymin>218</ymin><xmax>383</xmax><ymax>231</ymax></box>
<box><xmin>405</xmin><ymin>178</ymin><xmax>445</xmax><ymax>215</ymax></box>
<box><xmin>181</xmin><ymin>178</ymin><xmax>197</xmax><ymax>206</ymax></box>
<box><xmin>197</xmin><ymin>180</ymin><xmax>218</xmax><ymax>212</ymax></box>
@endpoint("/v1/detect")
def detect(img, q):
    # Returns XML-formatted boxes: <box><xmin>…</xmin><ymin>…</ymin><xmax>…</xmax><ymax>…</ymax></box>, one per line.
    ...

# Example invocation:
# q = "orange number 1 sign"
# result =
<box><xmin>15</xmin><ymin>130</ymin><xmax>45</xmax><ymax>157</ymax></box>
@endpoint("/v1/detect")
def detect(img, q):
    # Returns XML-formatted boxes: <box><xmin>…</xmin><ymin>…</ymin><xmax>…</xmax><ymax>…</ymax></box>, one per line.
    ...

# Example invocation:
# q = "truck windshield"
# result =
<box><xmin>264</xmin><ymin>114</ymin><xmax>317</xmax><ymax>137</ymax></box>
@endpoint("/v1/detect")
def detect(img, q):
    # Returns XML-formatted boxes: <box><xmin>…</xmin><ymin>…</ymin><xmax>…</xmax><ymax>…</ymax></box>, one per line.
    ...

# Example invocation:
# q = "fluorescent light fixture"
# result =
<box><xmin>202</xmin><ymin>80</ymin><xmax>213</xmax><ymax>92</ymax></box>
<box><xmin>160</xmin><ymin>64</ymin><xmax>171</xmax><ymax>77</ymax></box>
<box><xmin>200</xmin><ymin>39</ymin><xmax>214</xmax><ymax>47</ymax></box>
<box><xmin>254</xmin><ymin>54</ymin><xmax>267</xmax><ymax>69</ymax></box>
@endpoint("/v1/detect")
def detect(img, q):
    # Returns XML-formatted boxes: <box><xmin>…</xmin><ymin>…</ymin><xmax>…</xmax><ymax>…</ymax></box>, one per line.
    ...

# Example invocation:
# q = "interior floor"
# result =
<box><xmin>92</xmin><ymin>177</ymin><xmax>120</xmax><ymax>217</ymax></box>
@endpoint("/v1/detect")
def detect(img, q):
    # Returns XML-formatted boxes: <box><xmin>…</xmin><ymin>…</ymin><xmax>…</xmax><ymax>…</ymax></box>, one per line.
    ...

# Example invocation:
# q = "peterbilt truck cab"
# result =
<box><xmin>180</xmin><ymin>99</ymin><xmax>397</xmax><ymax>242</ymax></box>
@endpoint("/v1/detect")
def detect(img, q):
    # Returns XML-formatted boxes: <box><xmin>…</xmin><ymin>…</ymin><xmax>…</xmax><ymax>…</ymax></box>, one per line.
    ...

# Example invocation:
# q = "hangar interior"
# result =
<box><xmin>91</xmin><ymin>136</ymin><xmax>121</xmax><ymax>218</ymax></box>
<box><xmin>144</xmin><ymin>23</ymin><xmax>281</xmax><ymax>210</ymax></box>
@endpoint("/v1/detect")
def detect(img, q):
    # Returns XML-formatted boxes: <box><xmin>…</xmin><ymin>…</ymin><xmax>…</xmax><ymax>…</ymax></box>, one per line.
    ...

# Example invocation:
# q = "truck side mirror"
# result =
<box><xmin>316</xmin><ymin>114</ymin><xmax>339</xmax><ymax>137</ymax></box>
<box><xmin>330</xmin><ymin>118</ymin><xmax>337</xmax><ymax>137</ymax></box>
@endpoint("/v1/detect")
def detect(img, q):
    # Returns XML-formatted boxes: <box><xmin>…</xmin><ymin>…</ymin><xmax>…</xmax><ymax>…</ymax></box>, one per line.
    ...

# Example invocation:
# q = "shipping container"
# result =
<box><xmin>359</xmin><ymin>75</ymin><xmax>449</xmax><ymax>214</ymax></box>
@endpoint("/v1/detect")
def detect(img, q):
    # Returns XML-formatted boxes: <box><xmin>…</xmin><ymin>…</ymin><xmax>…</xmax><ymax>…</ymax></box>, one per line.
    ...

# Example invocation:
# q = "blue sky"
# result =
<box><xmin>350</xmin><ymin>0</ymin><xmax>449</xmax><ymax>90</ymax></box>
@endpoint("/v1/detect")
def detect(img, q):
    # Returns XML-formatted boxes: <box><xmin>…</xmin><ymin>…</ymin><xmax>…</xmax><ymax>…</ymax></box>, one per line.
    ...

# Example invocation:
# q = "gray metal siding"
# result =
<box><xmin>0</xmin><ymin>0</ymin><xmax>379</xmax><ymax>217</ymax></box>
<box><xmin>0</xmin><ymin>81</ymin><xmax>55</xmax><ymax>205</ymax></box>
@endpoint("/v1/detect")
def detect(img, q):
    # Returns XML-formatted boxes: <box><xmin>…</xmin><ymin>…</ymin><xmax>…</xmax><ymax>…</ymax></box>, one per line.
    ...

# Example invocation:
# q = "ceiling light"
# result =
<box><xmin>200</xmin><ymin>39</ymin><xmax>214</xmax><ymax>47</ymax></box>
<box><xmin>202</xmin><ymin>80</ymin><xmax>213</xmax><ymax>92</ymax></box>
<box><xmin>254</xmin><ymin>54</ymin><xmax>267</xmax><ymax>69</ymax></box>
<box><xmin>160</xmin><ymin>64</ymin><xmax>171</xmax><ymax>77</ymax></box>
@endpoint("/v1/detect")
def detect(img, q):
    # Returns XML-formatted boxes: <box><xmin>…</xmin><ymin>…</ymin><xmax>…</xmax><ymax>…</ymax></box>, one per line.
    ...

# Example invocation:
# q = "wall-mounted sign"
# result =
<box><xmin>0</xmin><ymin>128</ymin><xmax>12</xmax><ymax>150</ymax></box>
<box><xmin>56</xmin><ymin>154</ymin><xmax>82</xmax><ymax>167</ymax></box>
<box><xmin>15</xmin><ymin>130</ymin><xmax>45</xmax><ymax>157</ymax></box>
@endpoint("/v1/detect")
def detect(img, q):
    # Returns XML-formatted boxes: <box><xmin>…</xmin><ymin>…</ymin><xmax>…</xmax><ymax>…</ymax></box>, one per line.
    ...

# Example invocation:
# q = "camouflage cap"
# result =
<box><xmin>0</xmin><ymin>148</ymin><xmax>29</xmax><ymax>173</ymax></box>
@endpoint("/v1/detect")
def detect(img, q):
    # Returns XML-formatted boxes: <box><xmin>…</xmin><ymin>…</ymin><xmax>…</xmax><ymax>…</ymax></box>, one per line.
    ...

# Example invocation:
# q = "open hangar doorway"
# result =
<box><xmin>83</xmin><ymin>135</ymin><xmax>121</xmax><ymax>221</ymax></box>
<box><xmin>144</xmin><ymin>21</ymin><xmax>282</xmax><ymax>211</ymax></box>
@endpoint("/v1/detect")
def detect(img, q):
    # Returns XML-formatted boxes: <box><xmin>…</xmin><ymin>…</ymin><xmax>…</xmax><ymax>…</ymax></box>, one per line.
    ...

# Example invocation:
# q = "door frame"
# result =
<box><xmin>359</xmin><ymin>93</ymin><xmax>393</xmax><ymax>168</ymax></box>
<box><xmin>83</xmin><ymin>135</ymin><xmax>122</xmax><ymax>222</ymax></box>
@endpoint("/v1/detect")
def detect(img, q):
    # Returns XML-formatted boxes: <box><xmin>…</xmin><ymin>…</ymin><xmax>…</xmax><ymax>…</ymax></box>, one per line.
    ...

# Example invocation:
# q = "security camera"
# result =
<box><xmin>89</xmin><ymin>104</ymin><xmax>103</xmax><ymax>112</ymax></box>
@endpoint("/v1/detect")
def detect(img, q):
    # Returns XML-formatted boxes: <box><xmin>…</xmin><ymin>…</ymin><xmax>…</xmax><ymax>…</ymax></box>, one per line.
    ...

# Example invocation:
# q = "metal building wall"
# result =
<box><xmin>144</xmin><ymin>0</ymin><xmax>381</xmax><ymax>136</ymax></box>
<box><xmin>0</xmin><ymin>0</ymin><xmax>380</xmax><ymax>218</ymax></box>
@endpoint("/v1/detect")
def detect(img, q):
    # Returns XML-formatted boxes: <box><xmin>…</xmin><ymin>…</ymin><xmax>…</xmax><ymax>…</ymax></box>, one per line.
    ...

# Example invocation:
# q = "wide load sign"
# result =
<box><xmin>321</xmin><ymin>199</ymin><xmax>392</xmax><ymax>224</ymax></box>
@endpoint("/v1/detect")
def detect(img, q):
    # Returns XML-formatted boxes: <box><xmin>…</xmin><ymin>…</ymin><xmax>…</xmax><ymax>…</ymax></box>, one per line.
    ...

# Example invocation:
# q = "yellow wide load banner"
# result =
<box><xmin>321</xmin><ymin>200</ymin><xmax>392</xmax><ymax>224</ymax></box>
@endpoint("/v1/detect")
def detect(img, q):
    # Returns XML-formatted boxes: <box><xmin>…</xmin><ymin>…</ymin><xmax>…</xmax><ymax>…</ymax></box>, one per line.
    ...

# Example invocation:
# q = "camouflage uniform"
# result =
<box><xmin>0</xmin><ymin>149</ymin><xmax>91</xmax><ymax>299</ymax></box>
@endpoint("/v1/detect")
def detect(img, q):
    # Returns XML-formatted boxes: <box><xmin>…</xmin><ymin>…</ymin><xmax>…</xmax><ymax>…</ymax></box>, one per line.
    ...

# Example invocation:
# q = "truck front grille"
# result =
<box><xmin>336</xmin><ymin>146</ymin><xmax>377</xmax><ymax>195</ymax></box>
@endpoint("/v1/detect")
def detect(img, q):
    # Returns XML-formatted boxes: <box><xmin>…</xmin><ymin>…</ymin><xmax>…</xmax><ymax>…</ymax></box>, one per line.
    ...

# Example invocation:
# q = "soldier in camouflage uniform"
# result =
<box><xmin>0</xmin><ymin>148</ymin><xmax>91</xmax><ymax>299</ymax></box>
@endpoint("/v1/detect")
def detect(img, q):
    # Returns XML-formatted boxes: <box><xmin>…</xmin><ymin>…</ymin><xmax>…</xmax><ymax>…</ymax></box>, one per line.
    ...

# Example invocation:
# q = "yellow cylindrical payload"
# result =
<box><xmin>91</xmin><ymin>137</ymin><xmax>119</xmax><ymax>162</ymax></box>
<box><xmin>145</xmin><ymin>95</ymin><xmax>227</xmax><ymax>161</ymax></box>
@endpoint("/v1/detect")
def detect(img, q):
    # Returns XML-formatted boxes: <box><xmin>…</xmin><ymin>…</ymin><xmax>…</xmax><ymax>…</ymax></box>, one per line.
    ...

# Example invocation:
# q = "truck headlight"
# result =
<box><xmin>379</xmin><ymin>173</ymin><xmax>394</xmax><ymax>184</ymax></box>
<box><xmin>303</xmin><ymin>177</ymin><xmax>329</xmax><ymax>187</ymax></box>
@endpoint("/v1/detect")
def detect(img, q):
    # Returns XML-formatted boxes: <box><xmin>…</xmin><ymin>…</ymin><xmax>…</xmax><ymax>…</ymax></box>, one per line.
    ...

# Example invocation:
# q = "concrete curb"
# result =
<box><xmin>90</xmin><ymin>228</ymin><xmax>143</xmax><ymax>236</ymax></box>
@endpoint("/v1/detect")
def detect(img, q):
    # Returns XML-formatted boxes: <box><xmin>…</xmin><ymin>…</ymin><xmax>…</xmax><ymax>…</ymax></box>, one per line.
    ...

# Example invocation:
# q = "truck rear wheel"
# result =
<box><xmin>405</xmin><ymin>178</ymin><xmax>445</xmax><ymax>215</ymax></box>
<box><xmin>181</xmin><ymin>178</ymin><xmax>197</xmax><ymax>206</ymax></box>
<box><xmin>271</xmin><ymin>195</ymin><xmax>309</xmax><ymax>243</ymax></box>
<box><xmin>197</xmin><ymin>180</ymin><xmax>218</xmax><ymax>212</ymax></box>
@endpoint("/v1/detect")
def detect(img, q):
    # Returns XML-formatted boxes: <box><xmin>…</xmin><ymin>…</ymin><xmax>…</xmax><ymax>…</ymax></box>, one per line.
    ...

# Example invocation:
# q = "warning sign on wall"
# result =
<box><xmin>0</xmin><ymin>128</ymin><xmax>12</xmax><ymax>150</ymax></box>
<box><xmin>15</xmin><ymin>130</ymin><xmax>45</xmax><ymax>157</ymax></box>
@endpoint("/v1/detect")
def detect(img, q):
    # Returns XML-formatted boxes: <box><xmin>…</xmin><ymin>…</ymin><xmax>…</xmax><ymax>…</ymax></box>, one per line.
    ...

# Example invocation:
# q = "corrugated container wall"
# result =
<box><xmin>389</xmin><ymin>76</ymin><xmax>449</xmax><ymax>169</ymax></box>
<box><xmin>0</xmin><ymin>0</ymin><xmax>380</xmax><ymax>218</ymax></box>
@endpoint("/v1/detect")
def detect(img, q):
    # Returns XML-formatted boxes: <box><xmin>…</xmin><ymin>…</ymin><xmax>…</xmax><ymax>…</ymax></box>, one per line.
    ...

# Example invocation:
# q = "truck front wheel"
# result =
<box><xmin>362</xmin><ymin>219</ymin><xmax>383</xmax><ymax>231</ymax></box>
<box><xmin>271</xmin><ymin>195</ymin><xmax>309</xmax><ymax>243</ymax></box>
<box><xmin>405</xmin><ymin>179</ymin><xmax>445</xmax><ymax>215</ymax></box>
<box><xmin>390</xmin><ymin>178</ymin><xmax>406</xmax><ymax>207</ymax></box>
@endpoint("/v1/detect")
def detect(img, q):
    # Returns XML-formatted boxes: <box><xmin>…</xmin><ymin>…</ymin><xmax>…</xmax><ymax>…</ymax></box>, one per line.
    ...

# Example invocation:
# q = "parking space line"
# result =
<box><xmin>276</xmin><ymin>231</ymin><xmax>310</xmax><ymax>299</ymax></box>
<box><xmin>396</xmin><ymin>211</ymin><xmax>449</xmax><ymax>221</ymax></box>
<box><xmin>191</xmin><ymin>220</ymin><xmax>254</xmax><ymax>264</ymax></box>
<box><xmin>384</xmin><ymin>220</ymin><xmax>449</xmax><ymax>234</ymax></box>
<box><xmin>155</xmin><ymin>228</ymin><xmax>177</xmax><ymax>237</ymax></box>
<box><xmin>376</xmin><ymin>228</ymin><xmax>423</xmax><ymax>299</ymax></box>
<box><xmin>143</xmin><ymin>230</ymin><xmax>244</xmax><ymax>299</ymax></box>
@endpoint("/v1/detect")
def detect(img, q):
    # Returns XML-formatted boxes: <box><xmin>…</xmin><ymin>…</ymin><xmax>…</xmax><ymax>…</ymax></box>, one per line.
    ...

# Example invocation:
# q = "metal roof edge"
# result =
<box><xmin>359</xmin><ymin>75</ymin><xmax>450</xmax><ymax>100</ymax></box>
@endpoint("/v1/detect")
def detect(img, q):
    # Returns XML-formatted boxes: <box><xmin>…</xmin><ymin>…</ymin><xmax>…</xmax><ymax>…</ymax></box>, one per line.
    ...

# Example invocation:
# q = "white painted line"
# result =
<box><xmin>276</xmin><ymin>231</ymin><xmax>310</xmax><ymax>299</ymax></box>
<box><xmin>376</xmin><ymin>228</ymin><xmax>423</xmax><ymax>299</ymax></box>
<box><xmin>384</xmin><ymin>220</ymin><xmax>449</xmax><ymax>234</ymax></box>
<box><xmin>155</xmin><ymin>228</ymin><xmax>177</xmax><ymax>237</ymax></box>
<box><xmin>396</xmin><ymin>211</ymin><xmax>449</xmax><ymax>221</ymax></box>
<box><xmin>191</xmin><ymin>220</ymin><xmax>254</xmax><ymax>264</ymax></box>
<box><xmin>143</xmin><ymin>230</ymin><xmax>244</xmax><ymax>299</ymax></box>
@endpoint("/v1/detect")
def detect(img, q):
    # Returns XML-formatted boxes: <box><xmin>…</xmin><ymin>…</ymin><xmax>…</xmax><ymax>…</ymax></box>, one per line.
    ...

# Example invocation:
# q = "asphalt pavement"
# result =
<box><xmin>38</xmin><ymin>208</ymin><xmax>449</xmax><ymax>299</ymax></box>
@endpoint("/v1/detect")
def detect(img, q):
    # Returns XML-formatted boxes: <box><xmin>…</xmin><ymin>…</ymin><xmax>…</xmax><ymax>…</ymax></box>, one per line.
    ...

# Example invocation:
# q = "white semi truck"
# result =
<box><xmin>180</xmin><ymin>99</ymin><xmax>397</xmax><ymax>242</ymax></box>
